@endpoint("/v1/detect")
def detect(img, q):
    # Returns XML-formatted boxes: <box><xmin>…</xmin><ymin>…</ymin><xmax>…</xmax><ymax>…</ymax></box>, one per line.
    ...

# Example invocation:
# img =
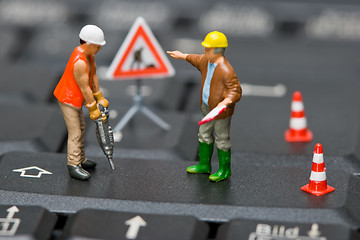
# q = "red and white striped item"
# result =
<box><xmin>301</xmin><ymin>143</ymin><xmax>335</xmax><ymax>196</ymax></box>
<box><xmin>285</xmin><ymin>91</ymin><xmax>313</xmax><ymax>142</ymax></box>
<box><xmin>198</xmin><ymin>105</ymin><xmax>227</xmax><ymax>125</ymax></box>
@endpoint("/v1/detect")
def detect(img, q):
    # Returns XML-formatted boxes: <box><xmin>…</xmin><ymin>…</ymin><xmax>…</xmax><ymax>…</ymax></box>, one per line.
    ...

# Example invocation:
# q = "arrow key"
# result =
<box><xmin>63</xmin><ymin>209</ymin><xmax>209</xmax><ymax>240</ymax></box>
<box><xmin>0</xmin><ymin>205</ymin><xmax>57</xmax><ymax>239</ymax></box>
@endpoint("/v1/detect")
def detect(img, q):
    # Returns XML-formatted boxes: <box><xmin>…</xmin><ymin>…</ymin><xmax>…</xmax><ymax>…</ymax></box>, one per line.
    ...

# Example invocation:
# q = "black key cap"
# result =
<box><xmin>0</xmin><ymin>151</ymin><xmax>358</xmax><ymax>225</ymax></box>
<box><xmin>217</xmin><ymin>219</ymin><xmax>360</xmax><ymax>240</ymax></box>
<box><xmin>0</xmin><ymin>63</ymin><xmax>61</xmax><ymax>103</ymax></box>
<box><xmin>19</xmin><ymin>26</ymin><xmax>78</xmax><ymax>65</ymax></box>
<box><xmin>0</xmin><ymin>205</ymin><xmax>57</xmax><ymax>240</ymax></box>
<box><xmin>63</xmin><ymin>209</ymin><xmax>208</xmax><ymax>240</ymax></box>
<box><xmin>88</xmin><ymin>1</ymin><xmax>173</xmax><ymax>34</ymax></box>
<box><xmin>0</xmin><ymin>103</ymin><xmax>66</xmax><ymax>154</ymax></box>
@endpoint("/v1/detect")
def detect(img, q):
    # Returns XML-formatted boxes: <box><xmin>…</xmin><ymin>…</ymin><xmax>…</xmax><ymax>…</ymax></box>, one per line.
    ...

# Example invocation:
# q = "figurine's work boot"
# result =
<box><xmin>81</xmin><ymin>159</ymin><xmax>97</xmax><ymax>169</ymax></box>
<box><xmin>209</xmin><ymin>148</ymin><xmax>231</xmax><ymax>182</ymax></box>
<box><xmin>187</xmin><ymin>142</ymin><xmax>213</xmax><ymax>174</ymax></box>
<box><xmin>67</xmin><ymin>165</ymin><xmax>91</xmax><ymax>181</ymax></box>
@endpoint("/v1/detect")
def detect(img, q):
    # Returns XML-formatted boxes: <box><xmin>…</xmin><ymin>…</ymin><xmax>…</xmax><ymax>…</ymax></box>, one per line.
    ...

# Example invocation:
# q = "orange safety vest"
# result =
<box><xmin>54</xmin><ymin>46</ymin><xmax>94</xmax><ymax>108</ymax></box>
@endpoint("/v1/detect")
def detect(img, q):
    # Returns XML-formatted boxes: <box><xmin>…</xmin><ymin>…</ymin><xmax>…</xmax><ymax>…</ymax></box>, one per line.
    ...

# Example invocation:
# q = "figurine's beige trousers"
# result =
<box><xmin>58</xmin><ymin>101</ymin><xmax>86</xmax><ymax>166</ymax></box>
<box><xmin>198</xmin><ymin>103</ymin><xmax>231</xmax><ymax>151</ymax></box>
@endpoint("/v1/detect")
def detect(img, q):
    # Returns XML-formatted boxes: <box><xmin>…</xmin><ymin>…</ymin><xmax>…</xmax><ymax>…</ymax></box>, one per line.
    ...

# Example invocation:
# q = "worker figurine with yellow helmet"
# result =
<box><xmin>167</xmin><ymin>31</ymin><xmax>242</xmax><ymax>182</ymax></box>
<box><xmin>54</xmin><ymin>25</ymin><xmax>108</xmax><ymax>181</ymax></box>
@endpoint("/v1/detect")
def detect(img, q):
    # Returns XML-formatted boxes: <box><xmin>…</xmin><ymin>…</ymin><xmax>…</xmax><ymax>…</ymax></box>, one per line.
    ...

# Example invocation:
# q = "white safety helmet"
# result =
<box><xmin>79</xmin><ymin>25</ymin><xmax>106</xmax><ymax>46</ymax></box>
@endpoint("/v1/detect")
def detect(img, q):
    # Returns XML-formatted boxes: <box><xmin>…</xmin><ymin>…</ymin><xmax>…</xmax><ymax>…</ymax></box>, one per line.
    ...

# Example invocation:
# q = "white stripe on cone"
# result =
<box><xmin>289</xmin><ymin>117</ymin><xmax>307</xmax><ymax>130</ymax></box>
<box><xmin>310</xmin><ymin>171</ymin><xmax>327</xmax><ymax>181</ymax></box>
<box><xmin>291</xmin><ymin>101</ymin><xmax>304</xmax><ymax>112</ymax></box>
<box><xmin>312</xmin><ymin>153</ymin><xmax>324</xmax><ymax>164</ymax></box>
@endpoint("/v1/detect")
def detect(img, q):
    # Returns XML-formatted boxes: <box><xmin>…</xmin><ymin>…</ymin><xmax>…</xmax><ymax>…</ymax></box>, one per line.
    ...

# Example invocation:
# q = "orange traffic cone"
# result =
<box><xmin>285</xmin><ymin>91</ymin><xmax>313</xmax><ymax>142</ymax></box>
<box><xmin>301</xmin><ymin>143</ymin><xmax>335</xmax><ymax>196</ymax></box>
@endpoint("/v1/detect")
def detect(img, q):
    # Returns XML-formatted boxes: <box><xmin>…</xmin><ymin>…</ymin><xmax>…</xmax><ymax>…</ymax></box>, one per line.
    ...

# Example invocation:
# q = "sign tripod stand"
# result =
<box><xmin>113</xmin><ymin>78</ymin><xmax>170</xmax><ymax>133</ymax></box>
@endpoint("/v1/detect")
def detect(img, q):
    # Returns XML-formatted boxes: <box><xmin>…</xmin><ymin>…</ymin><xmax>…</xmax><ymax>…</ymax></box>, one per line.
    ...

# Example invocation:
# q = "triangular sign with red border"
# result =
<box><xmin>106</xmin><ymin>17</ymin><xmax>175</xmax><ymax>80</ymax></box>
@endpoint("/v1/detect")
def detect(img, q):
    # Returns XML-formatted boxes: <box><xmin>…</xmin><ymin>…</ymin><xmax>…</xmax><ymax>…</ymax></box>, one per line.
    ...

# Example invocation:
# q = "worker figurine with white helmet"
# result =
<box><xmin>54</xmin><ymin>25</ymin><xmax>108</xmax><ymax>181</ymax></box>
<box><xmin>167</xmin><ymin>31</ymin><xmax>242</xmax><ymax>182</ymax></box>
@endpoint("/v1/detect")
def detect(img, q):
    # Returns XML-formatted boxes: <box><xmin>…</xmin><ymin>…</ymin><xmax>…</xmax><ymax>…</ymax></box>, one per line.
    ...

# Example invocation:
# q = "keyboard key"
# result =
<box><xmin>0</xmin><ymin>151</ymin><xmax>357</xmax><ymax>224</ymax></box>
<box><xmin>0</xmin><ymin>0</ymin><xmax>69</xmax><ymax>28</ymax></box>
<box><xmin>0</xmin><ymin>63</ymin><xmax>61</xmax><ymax>103</ymax></box>
<box><xmin>344</xmin><ymin>173</ymin><xmax>360</xmax><ymax>226</ymax></box>
<box><xmin>216</xmin><ymin>219</ymin><xmax>360</xmax><ymax>240</ymax></box>
<box><xmin>88</xmin><ymin>1</ymin><xmax>173</xmax><ymax>33</ymax></box>
<box><xmin>0</xmin><ymin>205</ymin><xmax>57</xmax><ymax>240</ymax></box>
<box><xmin>63</xmin><ymin>209</ymin><xmax>208</xmax><ymax>240</ymax></box>
<box><xmin>18</xmin><ymin>26</ymin><xmax>79</xmax><ymax>65</ymax></box>
<box><xmin>0</xmin><ymin>103</ymin><xmax>66</xmax><ymax>154</ymax></box>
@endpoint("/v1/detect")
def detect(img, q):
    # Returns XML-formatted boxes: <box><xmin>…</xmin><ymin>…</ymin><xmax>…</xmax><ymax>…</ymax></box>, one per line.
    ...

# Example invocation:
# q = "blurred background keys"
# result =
<box><xmin>63</xmin><ymin>209</ymin><xmax>209</xmax><ymax>240</ymax></box>
<box><xmin>0</xmin><ymin>103</ymin><xmax>66</xmax><ymax>155</ymax></box>
<box><xmin>0</xmin><ymin>64</ymin><xmax>61</xmax><ymax>104</ymax></box>
<box><xmin>0</xmin><ymin>205</ymin><xmax>57</xmax><ymax>240</ymax></box>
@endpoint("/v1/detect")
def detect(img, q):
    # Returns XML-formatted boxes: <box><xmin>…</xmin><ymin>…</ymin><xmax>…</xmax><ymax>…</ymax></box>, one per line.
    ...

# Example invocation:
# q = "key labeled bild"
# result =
<box><xmin>217</xmin><ymin>219</ymin><xmax>358</xmax><ymax>240</ymax></box>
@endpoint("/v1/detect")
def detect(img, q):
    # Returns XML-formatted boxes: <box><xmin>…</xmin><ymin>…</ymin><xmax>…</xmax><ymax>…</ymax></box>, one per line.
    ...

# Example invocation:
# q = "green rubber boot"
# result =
<box><xmin>187</xmin><ymin>141</ymin><xmax>213</xmax><ymax>174</ymax></box>
<box><xmin>209</xmin><ymin>148</ymin><xmax>231</xmax><ymax>182</ymax></box>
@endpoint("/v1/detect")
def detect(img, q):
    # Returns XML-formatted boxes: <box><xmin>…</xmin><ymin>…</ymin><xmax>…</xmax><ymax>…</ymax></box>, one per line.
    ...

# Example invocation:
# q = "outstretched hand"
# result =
<box><xmin>166</xmin><ymin>50</ymin><xmax>189</xmax><ymax>60</ymax></box>
<box><xmin>216</xmin><ymin>98</ymin><xmax>232</xmax><ymax>108</ymax></box>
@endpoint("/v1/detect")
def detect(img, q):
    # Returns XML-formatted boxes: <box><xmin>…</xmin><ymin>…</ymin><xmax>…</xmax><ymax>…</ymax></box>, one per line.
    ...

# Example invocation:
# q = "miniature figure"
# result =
<box><xmin>167</xmin><ymin>31</ymin><xmax>242</xmax><ymax>182</ymax></box>
<box><xmin>54</xmin><ymin>25</ymin><xmax>108</xmax><ymax>180</ymax></box>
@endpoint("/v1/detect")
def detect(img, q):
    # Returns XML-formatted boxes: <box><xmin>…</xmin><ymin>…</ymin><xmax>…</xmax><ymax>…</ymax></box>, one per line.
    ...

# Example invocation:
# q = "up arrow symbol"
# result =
<box><xmin>125</xmin><ymin>215</ymin><xmax>147</xmax><ymax>239</ymax></box>
<box><xmin>2</xmin><ymin>206</ymin><xmax>20</xmax><ymax>232</ymax></box>
<box><xmin>6</xmin><ymin>206</ymin><xmax>19</xmax><ymax>219</ymax></box>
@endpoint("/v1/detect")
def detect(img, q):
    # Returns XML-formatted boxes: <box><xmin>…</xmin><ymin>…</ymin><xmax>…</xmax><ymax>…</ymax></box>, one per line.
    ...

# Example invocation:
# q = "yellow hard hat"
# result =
<box><xmin>201</xmin><ymin>31</ymin><xmax>228</xmax><ymax>48</ymax></box>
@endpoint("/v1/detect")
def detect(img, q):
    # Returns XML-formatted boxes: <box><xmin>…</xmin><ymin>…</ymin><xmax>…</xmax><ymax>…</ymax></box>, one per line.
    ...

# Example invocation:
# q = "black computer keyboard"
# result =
<box><xmin>1</xmin><ymin>0</ymin><xmax>360</xmax><ymax>239</ymax></box>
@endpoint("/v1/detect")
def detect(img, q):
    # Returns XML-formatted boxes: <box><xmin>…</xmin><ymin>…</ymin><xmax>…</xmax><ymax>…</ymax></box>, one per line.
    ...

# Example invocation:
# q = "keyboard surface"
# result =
<box><xmin>1</xmin><ymin>0</ymin><xmax>360</xmax><ymax>239</ymax></box>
